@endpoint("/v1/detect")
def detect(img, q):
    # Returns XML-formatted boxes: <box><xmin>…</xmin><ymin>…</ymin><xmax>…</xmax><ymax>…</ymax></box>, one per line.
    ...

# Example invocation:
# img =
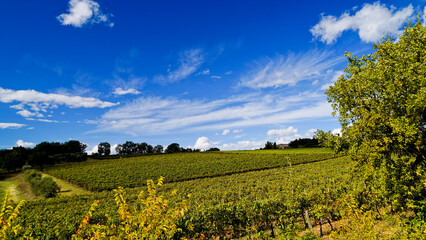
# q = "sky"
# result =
<box><xmin>0</xmin><ymin>0</ymin><xmax>424</xmax><ymax>153</ymax></box>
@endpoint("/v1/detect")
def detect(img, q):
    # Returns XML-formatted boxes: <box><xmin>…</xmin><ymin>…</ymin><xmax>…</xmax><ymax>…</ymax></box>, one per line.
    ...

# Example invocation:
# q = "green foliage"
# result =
<box><xmin>73</xmin><ymin>177</ymin><xmax>188</xmax><ymax>239</ymax></box>
<box><xmin>23</xmin><ymin>169</ymin><xmax>60</xmax><ymax>198</ymax></box>
<box><xmin>263</xmin><ymin>141</ymin><xmax>278</xmax><ymax>149</ymax></box>
<box><xmin>0</xmin><ymin>192</ymin><xmax>27</xmax><ymax>239</ymax></box>
<box><xmin>288</xmin><ymin>138</ymin><xmax>319</xmax><ymax>148</ymax></box>
<box><xmin>313</xmin><ymin>130</ymin><xmax>349</xmax><ymax>153</ymax></box>
<box><xmin>326</xmin><ymin>19</ymin><xmax>426</xmax><ymax>212</ymax></box>
<box><xmin>97</xmin><ymin>142</ymin><xmax>111</xmax><ymax>156</ymax></box>
<box><xmin>16</xmin><ymin>155</ymin><xmax>350</xmax><ymax>238</ymax></box>
<box><xmin>45</xmin><ymin>151</ymin><xmax>338</xmax><ymax>191</ymax></box>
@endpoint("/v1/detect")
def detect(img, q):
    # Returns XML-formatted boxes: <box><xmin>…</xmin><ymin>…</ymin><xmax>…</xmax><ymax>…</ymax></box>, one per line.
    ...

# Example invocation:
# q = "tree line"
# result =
<box><xmin>0</xmin><ymin>140</ymin><xmax>87</xmax><ymax>172</ymax></box>
<box><xmin>96</xmin><ymin>141</ymin><xmax>221</xmax><ymax>156</ymax></box>
<box><xmin>262</xmin><ymin>138</ymin><xmax>320</xmax><ymax>149</ymax></box>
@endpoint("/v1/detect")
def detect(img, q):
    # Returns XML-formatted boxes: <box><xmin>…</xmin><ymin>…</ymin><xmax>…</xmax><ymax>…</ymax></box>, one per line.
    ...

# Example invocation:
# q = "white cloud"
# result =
<box><xmin>16</xmin><ymin>140</ymin><xmax>35</xmax><ymax>148</ymax></box>
<box><xmin>210</xmin><ymin>76</ymin><xmax>221</xmax><ymax>79</ymax></box>
<box><xmin>305</xmin><ymin>128</ymin><xmax>318</xmax><ymax>137</ymax></box>
<box><xmin>311</xmin><ymin>2</ymin><xmax>414</xmax><ymax>44</ymax></box>
<box><xmin>332</xmin><ymin>128</ymin><xmax>342</xmax><ymax>136</ymax></box>
<box><xmin>0</xmin><ymin>87</ymin><xmax>118</xmax><ymax>118</ymax></box>
<box><xmin>194</xmin><ymin>136</ymin><xmax>220</xmax><ymax>150</ymax></box>
<box><xmin>0</xmin><ymin>123</ymin><xmax>26</xmax><ymax>129</ymax></box>
<box><xmin>267</xmin><ymin>126</ymin><xmax>298</xmax><ymax>137</ymax></box>
<box><xmin>111</xmin><ymin>144</ymin><xmax>119</xmax><ymax>155</ymax></box>
<box><xmin>423</xmin><ymin>7</ymin><xmax>426</xmax><ymax>25</ymax></box>
<box><xmin>16</xmin><ymin>110</ymin><xmax>35</xmax><ymax>118</ymax></box>
<box><xmin>222</xmin><ymin>140</ymin><xmax>264</xmax><ymax>150</ymax></box>
<box><xmin>113</xmin><ymin>88</ymin><xmax>141</xmax><ymax>96</ymax></box>
<box><xmin>222</xmin><ymin>129</ymin><xmax>230</xmax><ymax>135</ymax></box>
<box><xmin>154</xmin><ymin>49</ymin><xmax>204</xmax><ymax>84</ymax></box>
<box><xmin>87</xmin><ymin>145</ymin><xmax>98</xmax><ymax>155</ymax></box>
<box><xmin>240</xmin><ymin>50</ymin><xmax>343</xmax><ymax>89</ymax></box>
<box><xmin>57</xmin><ymin>0</ymin><xmax>113</xmax><ymax>28</ymax></box>
<box><xmin>233</xmin><ymin>129</ymin><xmax>243</xmax><ymax>133</ymax></box>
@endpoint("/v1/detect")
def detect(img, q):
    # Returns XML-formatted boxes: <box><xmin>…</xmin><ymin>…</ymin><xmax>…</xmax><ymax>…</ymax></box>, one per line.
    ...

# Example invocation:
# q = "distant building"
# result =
<box><xmin>277</xmin><ymin>144</ymin><xmax>290</xmax><ymax>149</ymax></box>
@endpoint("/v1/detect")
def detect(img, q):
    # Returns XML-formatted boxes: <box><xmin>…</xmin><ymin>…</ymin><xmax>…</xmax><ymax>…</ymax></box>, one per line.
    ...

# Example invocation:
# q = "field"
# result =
<box><xmin>44</xmin><ymin>150</ymin><xmax>341</xmax><ymax>191</ymax></box>
<box><xmin>5</xmin><ymin>149</ymin><xmax>354</xmax><ymax>239</ymax></box>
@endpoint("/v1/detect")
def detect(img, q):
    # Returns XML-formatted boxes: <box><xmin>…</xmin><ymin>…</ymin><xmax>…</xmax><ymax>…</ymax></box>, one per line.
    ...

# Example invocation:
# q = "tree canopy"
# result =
<box><xmin>326</xmin><ymin>19</ymin><xmax>426</xmax><ymax>211</ymax></box>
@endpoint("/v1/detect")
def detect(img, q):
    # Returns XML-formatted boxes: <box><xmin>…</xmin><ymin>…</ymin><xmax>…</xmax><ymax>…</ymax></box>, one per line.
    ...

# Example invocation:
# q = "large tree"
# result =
<box><xmin>98</xmin><ymin>142</ymin><xmax>111</xmax><ymax>156</ymax></box>
<box><xmin>326</xmin><ymin>19</ymin><xmax>425</xmax><ymax>211</ymax></box>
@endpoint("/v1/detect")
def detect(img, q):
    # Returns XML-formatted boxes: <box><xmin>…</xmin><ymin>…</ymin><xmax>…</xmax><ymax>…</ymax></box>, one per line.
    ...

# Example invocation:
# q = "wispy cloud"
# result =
<box><xmin>0</xmin><ymin>123</ymin><xmax>26</xmax><ymax>129</ymax></box>
<box><xmin>196</xmin><ymin>69</ymin><xmax>210</xmax><ymax>76</ymax></box>
<box><xmin>239</xmin><ymin>50</ymin><xmax>343</xmax><ymax>89</ymax></box>
<box><xmin>57</xmin><ymin>0</ymin><xmax>114</xmax><ymax>28</ymax></box>
<box><xmin>310</xmin><ymin>2</ymin><xmax>414</xmax><ymax>44</ymax></box>
<box><xmin>154</xmin><ymin>48</ymin><xmax>205</xmax><ymax>84</ymax></box>
<box><xmin>221</xmin><ymin>129</ymin><xmax>230</xmax><ymax>135</ymax></box>
<box><xmin>0</xmin><ymin>87</ymin><xmax>118</xmax><ymax>119</ymax></box>
<box><xmin>113</xmin><ymin>88</ymin><xmax>141</xmax><ymax>96</ymax></box>
<box><xmin>89</xmin><ymin>90</ymin><xmax>331</xmax><ymax>136</ymax></box>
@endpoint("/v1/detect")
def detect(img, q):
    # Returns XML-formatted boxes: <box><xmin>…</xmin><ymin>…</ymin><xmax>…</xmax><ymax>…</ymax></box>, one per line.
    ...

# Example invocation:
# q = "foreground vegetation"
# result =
<box><xmin>5</xmin><ymin>154</ymin><xmax>348</xmax><ymax>239</ymax></box>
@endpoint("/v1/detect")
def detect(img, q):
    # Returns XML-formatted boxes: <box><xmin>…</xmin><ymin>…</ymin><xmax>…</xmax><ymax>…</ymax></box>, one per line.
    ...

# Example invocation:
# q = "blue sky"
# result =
<box><xmin>0</xmin><ymin>0</ymin><xmax>424</xmax><ymax>152</ymax></box>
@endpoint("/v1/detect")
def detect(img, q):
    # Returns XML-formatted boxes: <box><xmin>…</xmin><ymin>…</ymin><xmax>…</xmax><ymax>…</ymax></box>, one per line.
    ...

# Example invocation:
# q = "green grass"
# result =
<box><xmin>42</xmin><ymin>173</ymin><xmax>92</xmax><ymax>196</ymax></box>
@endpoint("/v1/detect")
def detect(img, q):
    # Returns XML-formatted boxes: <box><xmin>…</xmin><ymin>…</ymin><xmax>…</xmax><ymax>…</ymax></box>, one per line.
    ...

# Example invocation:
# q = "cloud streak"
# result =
<box><xmin>310</xmin><ymin>2</ymin><xmax>414</xmax><ymax>44</ymax></box>
<box><xmin>0</xmin><ymin>123</ymin><xmax>26</xmax><ymax>129</ymax></box>
<box><xmin>154</xmin><ymin>49</ymin><xmax>205</xmax><ymax>84</ymax></box>
<box><xmin>239</xmin><ymin>50</ymin><xmax>343</xmax><ymax>89</ymax></box>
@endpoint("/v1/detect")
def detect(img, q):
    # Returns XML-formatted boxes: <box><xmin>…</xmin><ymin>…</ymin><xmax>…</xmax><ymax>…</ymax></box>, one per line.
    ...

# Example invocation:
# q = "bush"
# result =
<box><xmin>36</xmin><ymin>177</ymin><xmax>61</xmax><ymax>198</ymax></box>
<box><xmin>23</xmin><ymin>169</ymin><xmax>60</xmax><ymax>198</ymax></box>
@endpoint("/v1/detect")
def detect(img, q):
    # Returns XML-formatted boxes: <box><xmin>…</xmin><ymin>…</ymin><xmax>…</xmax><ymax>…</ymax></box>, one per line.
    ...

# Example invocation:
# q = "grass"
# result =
<box><xmin>0</xmin><ymin>172</ymin><xmax>91</xmax><ymax>202</ymax></box>
<box><xmin>42</xmin><ymin>173</ymin><xmax>91</xmax><ymax>196</ymax></box>
<box><xmin>0</xmin><ymin>174</ymin><xmax>36</xmax><ymax>201</ymax></box>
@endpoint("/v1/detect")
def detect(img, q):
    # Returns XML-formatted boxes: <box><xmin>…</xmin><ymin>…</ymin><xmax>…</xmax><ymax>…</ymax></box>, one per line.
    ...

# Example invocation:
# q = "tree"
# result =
<box><xmin>166</xmin><ymin>143</ymin><xmax>181</xmax><ymax>153</ymax></box>
<box><xmin>288</xmin><ymin>138</ymin><xmax>319</xmax><ymax>148</ymax></box>
<box><xmin>263</xmin><ymin>141</ymin><xmax>276</xmax><ymax>149</ymax></box>
<box><xmin>206</xmin><ymin>147</ymin><xmax>220</xmax><ymax>152</ymax></box>
<box><xmin>153</xmin><ymin>145</ymin><xmax>163</xmax><ymax>153</ymax></box>
<box><xmin>98</xmin><ymin>142</ymin><xmax>111</xmax><ymax>156</ymax></box>
<box><xmin>122</xmin><ymin>141</ymin><xmax>137</xmax><ymax>155</ymax></box>
<box><xmin>326</xmin><ymin>19</ymin><xmax>426</xmax><ymax>211</ymax></box>
<box><xmin>64</xmin><ymin>140</ymin><xmax>87</xmax><ymax>153</ymax></box>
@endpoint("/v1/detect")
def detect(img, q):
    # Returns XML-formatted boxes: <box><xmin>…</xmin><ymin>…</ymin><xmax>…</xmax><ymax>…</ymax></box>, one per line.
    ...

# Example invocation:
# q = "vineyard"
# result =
<box><xmin>44</xmin><ymin>150</ymin><xmax>340</xmax><ymax>191</ymax></box>
<box><xmin>14</xmin><ymin>152</ymin><xmax>352</xmax><ymax>239</ymax></box>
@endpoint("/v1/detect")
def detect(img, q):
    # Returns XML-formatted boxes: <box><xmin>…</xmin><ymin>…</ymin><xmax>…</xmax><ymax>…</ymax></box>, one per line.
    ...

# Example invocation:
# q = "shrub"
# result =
<box><xmin>23</xmin><ymin>169</ymin><xmax>60</xmax><ymax>198</ymax></box>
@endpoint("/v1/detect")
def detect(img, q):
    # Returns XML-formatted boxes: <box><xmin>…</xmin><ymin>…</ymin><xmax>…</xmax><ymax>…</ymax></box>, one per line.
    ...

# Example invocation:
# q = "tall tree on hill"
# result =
<box><xmin>98</xmin><ymin>142</ymin><xmax>111</xmax><ymax>156</ymax></box>
<box><xmin>326</xmin><ymin>19</ymin><xmax>426</xmax><ymax>212</ymax></box>
<box><xmin>153</xmin><ymin>145</ymin><xmax>163</xmax><ymax>153</ymax></box>
<box><xmin>166</xmin><ymin>143</ymin><xmax>181</xmax><ymax>153</ymax></box>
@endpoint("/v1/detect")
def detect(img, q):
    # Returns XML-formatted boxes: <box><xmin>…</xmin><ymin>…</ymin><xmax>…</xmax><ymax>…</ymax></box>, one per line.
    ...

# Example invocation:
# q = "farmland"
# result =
<box><xmin>44</xmin><ymin>150</ymin><xmax>341</xmax><ymax>191</ymax></box>
<box><xmin>15</xmin><ymin>151</ymin><xmax>352</xmax><ymax>239</ymax></box>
